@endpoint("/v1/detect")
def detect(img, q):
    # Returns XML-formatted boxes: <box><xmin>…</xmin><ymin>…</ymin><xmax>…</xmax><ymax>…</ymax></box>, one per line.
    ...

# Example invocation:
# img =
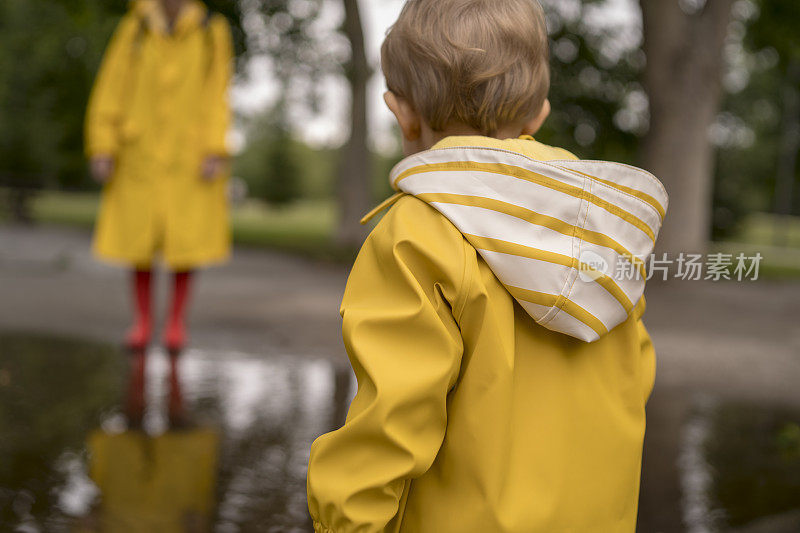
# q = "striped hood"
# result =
<box><xmin>389</xmin><ymin>139</ymin><xmax>668</xmax><ymax>342</ymax></box>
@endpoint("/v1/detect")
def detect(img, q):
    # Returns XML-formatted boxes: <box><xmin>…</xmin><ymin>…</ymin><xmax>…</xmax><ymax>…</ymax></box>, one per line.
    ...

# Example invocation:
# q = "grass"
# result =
<box><xmin>31</xmin><ymin>190</ymin><xmax>99</xmax><ymax>227</ymax></box>
<box><xmin>230</xmin><ymin>199</ymin><xmax>347</xmax><ymax>259</ymax></box>
<box><xmin>711</xmin><ymin>242</ymin><xmax>800</xmax><ymax>280</ymax></box>
<box><xmin>3</xmin><ymin>189</ymin><xmax>800</xmax><ymax>275</ymax></box>
<box><xmin>714</xmin><ymin>214</ymin><xmax>800</xmax><ymax>279</ymax></box>
<box><xmin>732</xmin><ymin>212</ymin><xmax>800</xmax><ymax>248</ymax></box>
<box><xmin>4</xmin><ymin>189</ymin><xmax>345</xmax><ymax>260</ymax></box>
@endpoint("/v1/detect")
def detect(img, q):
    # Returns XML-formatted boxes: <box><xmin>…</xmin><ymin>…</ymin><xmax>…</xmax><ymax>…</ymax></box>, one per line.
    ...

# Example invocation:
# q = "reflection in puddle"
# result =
<box><xmin>0</xmin><ymin>333</ymin><xmax>351</xmax><ymax>532</ymax></box>
<box><xmin>7</xmin><ymin>333</ymin><xmax>799</xmax><ymax>532</ymax></box>
<box><xmin>679</xmin><ymin>396</ymin><xmax>800</xmax><ymax>533</ymax></box>
<box><xmin>78</xmin><ymin>427</ymin><xmax>220</xmax><ymax>531</ymax></box>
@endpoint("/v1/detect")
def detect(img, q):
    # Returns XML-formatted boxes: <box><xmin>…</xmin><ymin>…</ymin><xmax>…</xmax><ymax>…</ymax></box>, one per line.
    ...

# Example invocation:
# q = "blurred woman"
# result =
<box><xmin>85</xmin><ymin>0</ymin><xmax>233</xmax><ymax>352</ymax></box>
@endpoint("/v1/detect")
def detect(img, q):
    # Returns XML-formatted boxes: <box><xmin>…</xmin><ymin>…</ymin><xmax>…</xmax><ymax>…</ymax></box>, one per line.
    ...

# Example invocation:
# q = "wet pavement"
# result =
<box><xmin>2</xmin><ymin>332</ymin><xmax>799</xmax><ymax>532</ymax></box>
<box><xmin>0</xmin><ymin>225</ymin><xmax>347</xmax><ymax>358</ymax></box>
<box><xmin>0</xmin><ymin>333</ymin><xmax>352</xmax><ymax>532</ymax></box>
<box><xmin>2</xmin><ymin>225</ymin><xmax>800</xmax><ymax>532</ymax></box>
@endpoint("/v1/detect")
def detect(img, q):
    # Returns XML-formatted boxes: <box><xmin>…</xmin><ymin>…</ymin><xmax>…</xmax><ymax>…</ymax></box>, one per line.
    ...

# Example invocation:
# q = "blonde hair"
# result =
<box><xmin>381</xmin><ymin>0</ymin><xmax>550</xmax><ymax>136</ymax></box>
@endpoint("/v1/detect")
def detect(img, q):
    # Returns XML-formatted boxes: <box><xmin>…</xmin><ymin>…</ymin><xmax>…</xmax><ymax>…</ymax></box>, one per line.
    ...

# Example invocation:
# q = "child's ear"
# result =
<box><xmin>521</xmin><ymin>99</ymin><xmax>551</xmax><ymax>137</ymax></box>
<box><xmin>384</xmin><ymin>91</ymin><xmax>421</xmax><ymax>142</ymax></box>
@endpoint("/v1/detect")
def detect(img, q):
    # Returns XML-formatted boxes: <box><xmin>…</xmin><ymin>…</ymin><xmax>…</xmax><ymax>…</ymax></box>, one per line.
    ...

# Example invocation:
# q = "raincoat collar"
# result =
<box><xmin>386</xmin><ymin>135</ymin><xmax>668</xmax><ymax>342</ymax></box>
<box><xmin>131</xmin><ymin>0</ymin><xmax>207</xmax><ymax>36</ymax></box>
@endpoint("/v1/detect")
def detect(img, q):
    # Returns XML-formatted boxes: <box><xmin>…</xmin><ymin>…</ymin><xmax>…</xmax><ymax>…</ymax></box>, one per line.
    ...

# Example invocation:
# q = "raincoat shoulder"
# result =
<box><xmin>83</xmin><ymin>11</ymin><xmax>144</xmax><ymax>157</ymax></box>
<box><xmin>346</xmin><ymin>194</ymin><xmax>472</xmax><ymax>315</ymax></box>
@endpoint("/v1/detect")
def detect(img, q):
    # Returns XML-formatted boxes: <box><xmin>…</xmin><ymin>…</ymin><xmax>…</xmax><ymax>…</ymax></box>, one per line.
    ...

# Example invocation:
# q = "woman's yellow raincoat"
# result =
<box><xmin>85</xmin><ymin>0</ymin><xmax>232</xmax><ymax>269</ymax></box>
<box><xmin>307</xmin><ymin>136</ymin><xmax>668</xmax><ymax>532</ymax></box>
<box><xmin>81</xmin><ymin>428</ymin><xmax>219</xmax><ymax>532</ymax></box>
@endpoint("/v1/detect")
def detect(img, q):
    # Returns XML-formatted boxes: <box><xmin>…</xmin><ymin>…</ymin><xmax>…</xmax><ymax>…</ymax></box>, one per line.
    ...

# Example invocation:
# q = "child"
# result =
<box><xmin>307</xmin><ymin>1</ymin><xmax>668</xmax><ymax>532</ymax></box>
<box><xmin>85</xmin><ymin>0</ymin><xmax>233</xmax><ymax>353</ymax></box>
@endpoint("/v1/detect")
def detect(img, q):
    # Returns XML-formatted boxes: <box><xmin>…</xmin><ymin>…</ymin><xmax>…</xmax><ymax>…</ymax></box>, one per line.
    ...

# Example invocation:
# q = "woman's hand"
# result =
<box><xmin>90</xmin><ymin>156</ymin><xmax>115</xmax><ymax>184</ymax></box>
<box><xmin>201</xmin><ymin>155</ymin><xmax>228</xmax><ymax>181</ymax></box>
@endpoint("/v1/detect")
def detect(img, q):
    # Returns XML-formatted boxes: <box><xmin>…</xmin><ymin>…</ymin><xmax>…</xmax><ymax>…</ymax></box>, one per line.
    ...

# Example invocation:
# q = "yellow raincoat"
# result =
<box><xmin>307</xmin><ymin>136</ymin><xmax>668</xmax><ymax>532</ymax></box>
<box><xmin>81</xmin><ymin>428</ymin><xmax>219</xmax><ymax>532</ymax></box>
<box><xmin>85</xmin><ymin>0</ymin><xmax>232</xmax><ymax>269</ymax></box>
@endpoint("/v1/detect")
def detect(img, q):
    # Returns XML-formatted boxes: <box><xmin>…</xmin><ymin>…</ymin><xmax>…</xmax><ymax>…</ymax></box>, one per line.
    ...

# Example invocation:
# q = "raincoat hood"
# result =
<box><xmin>388</xmin><ymin>136</ymin><xmax>668</xmax><ymax>342</ymax></box>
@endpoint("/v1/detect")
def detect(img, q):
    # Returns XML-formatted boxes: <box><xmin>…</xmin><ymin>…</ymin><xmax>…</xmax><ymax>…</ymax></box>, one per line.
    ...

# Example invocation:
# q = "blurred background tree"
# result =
<box><xmin>1</xmin><ymin>0</ymin><xmax>798</xmax><ymax>256</ymax></box>
<box><xmin>716</xmin><ymin>0</ymin><xmax>800</xmax><ymax>245</ymax></box>
<box><xmin>538</xmin><ymin>0</ymin><xmax>799</xmax><ymax>251</ymax></box>
<box><xmin>0</xmin><ymin>0</ymin><xmax>127</xmax><ymax>220</ymax></box>
<box><xmin>640</xmin><ymin>0</ymin><xmax>735</xmax><ymax>254</ymax></box>
<box><xmin>235</xmin><ymin>105</ymin><xmax>313</xmax><ymax>206</ymax></box>
<box><xmin>0</xmin><ymin>0</ymin><xmax>244</xmax><ymax>221</ymax></box>
<box><xmin>537</xmin><ymin>0</ymin><xmax>645</xmax><ymax>164</ymax></box>
<box><xmin>240</xmin><ymin>0</ymin><xmax>372</xmax><ymax>246</ymax></box>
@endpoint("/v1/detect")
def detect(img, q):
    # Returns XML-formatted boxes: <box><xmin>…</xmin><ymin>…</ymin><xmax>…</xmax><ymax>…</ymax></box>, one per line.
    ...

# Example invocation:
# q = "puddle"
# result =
<box><xmin>0</xmin><ymin>332</ymin><xmax>352</xmax><ymax>532</ymax></box>
<box><xmin>679</xmin><ymin>396</ymin><xmax>800</xmax><ymax>533</ymax></box>
<box><xmin>5</xmin><ymin>332</ymin><xmax>799</xmax><ymax>532</ymax></box>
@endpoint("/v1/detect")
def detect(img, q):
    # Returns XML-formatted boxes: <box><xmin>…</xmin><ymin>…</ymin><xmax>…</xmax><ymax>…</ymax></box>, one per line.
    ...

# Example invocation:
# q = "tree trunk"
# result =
<box><xmin>337</xmin><ymin>0</ymin><xmax>372</xmax><ymax>248</ymax></box>
<box><xmin>640</xmin><ymin>0</ymin><xmax>734</xmax><ymax>254</ymax></box>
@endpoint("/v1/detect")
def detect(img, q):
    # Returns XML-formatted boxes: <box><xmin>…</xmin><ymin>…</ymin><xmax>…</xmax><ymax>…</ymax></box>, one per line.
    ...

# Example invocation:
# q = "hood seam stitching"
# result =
<box><xmin>544</xmin><ymin>177</ymin><xmax>597</xmax><ymax>331</ymax></box>
<box><xmin>453</xmin><ymin>237</ymin><xmax>474</xmax><ymax>323</ymax></box>
<box><xmin>548</xmin><ymin>158</ymin><xmax>669</xmax><ymax>202</ymax></box>
<box><xmin>392</xmin><ymin>146</ymin><xmax>667</xmax><ymax>222</ymax></box>
<box><xmin>537</xmin><ymin>174</ymin><xmax>592</xmax><ymax>328</ymax></box>
<box><xmin>393</xmin><ymin>145</ymin><xmax>659</xmax><ymax>188</ymax></box>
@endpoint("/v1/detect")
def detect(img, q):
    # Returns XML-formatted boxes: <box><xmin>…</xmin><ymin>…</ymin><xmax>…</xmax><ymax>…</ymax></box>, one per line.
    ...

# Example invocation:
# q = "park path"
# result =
<box><xmin>2</xmin><ymin>224</ymin><xmax>796</xmax><ymax>399</ymax></box>
<box><xmin>1</xmin><ymin>224</ymin><xmax>799</xmax><ymax>531</ymax></box>
<box><xmin>0</xmin><ymin>224</ymin><xmax>348</xmax><ymax>359</ymax></box>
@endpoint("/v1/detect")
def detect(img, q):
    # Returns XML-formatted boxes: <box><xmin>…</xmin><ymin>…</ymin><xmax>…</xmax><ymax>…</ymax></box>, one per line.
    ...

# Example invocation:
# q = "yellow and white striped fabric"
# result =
<box><xmin>390</xmin><ymin>145</ymin><xmax>668</xmax><ymax>342</ymax></box>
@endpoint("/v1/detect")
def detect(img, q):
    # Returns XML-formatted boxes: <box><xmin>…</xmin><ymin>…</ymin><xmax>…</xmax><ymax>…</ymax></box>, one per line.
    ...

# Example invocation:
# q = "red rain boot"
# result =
<box><xmin>125</xmin><ymin>349</ymin><xmax>146</xmax><ymax>428</ymax></box>
<box><xmin>167</xmin><ymin>352</ymin><xmax>188</xmax><ymax>427</ymax></box>
<box><xmin>125</xmin><ymin>269</ymin><xmax>152</xmax><ymax>351</ymax></box>
<box><xmin>164</xmin><ymin>270</ymin><xmax>193</xmax><ymax>353</ymax></box>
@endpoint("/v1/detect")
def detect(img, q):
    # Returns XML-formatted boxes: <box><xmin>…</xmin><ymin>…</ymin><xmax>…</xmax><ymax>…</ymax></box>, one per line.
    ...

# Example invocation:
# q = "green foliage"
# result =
<box><xmin>535</xmin><ymin>0</ymin><xmax>798</xmax><ymax>242</ymax></box>
<box><xmin>234</xmin><ymin>103</ymin><xmax>402</xmax><ymax>207</ymax></box>
<box><xmin>3</xmin><ymin>0</ymin><xmax>798</xmax><ymax>248</ymax></box>
<box><xmin>746</xmin><ymin>0</ymin><xmax>800</xmax><ymax>67</ymax></box>
<box><xmin>202</xmin><ymin>0</ymin><xmax>248</xmax><ymax>60</ymax></box>
<box><xmin>247</xmin><ymin>128</ymin><xmax>302</xmax><ymax>206</ymax></box>
<box><xmin>0</xmin><ymin>0</ymin><xmax>126</xmax><ymax>191</ymax></box>
<box><xmin>231</xmin><ymin>198</ymin><xmax>347</xmax><ymax>259</ymax></box>
<box><xmin>713</xmin><ymin>69</ymin><xmax>781</xmax><ymax>239</ymax></box>
<box><xmin>0</xmin><ymin>0</ymin><xmax>245</xmax><ymax>194</ymax></box>
<box><xmin>235</xmin><ymin>111</ymin><xmax>335</xmax><ymax>204</ymax></box>
<box><xmin>536</xmin><ymin>0</ymin><xmax>643</xmax><ymax>164</ymax></box>
<box><xmin>712</xmin><ymin>0</ymin><xmax>800</xmax><ymax>239</ymax></box>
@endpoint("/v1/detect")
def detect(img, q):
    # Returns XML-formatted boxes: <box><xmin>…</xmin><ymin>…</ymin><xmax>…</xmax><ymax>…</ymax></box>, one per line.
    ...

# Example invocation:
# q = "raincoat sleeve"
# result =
<box><xmin>202</xmin><ymin>15</ymin><xmax>233</xmax><ymax>156</ymax></box>
<box><xmin>84</xmin><ymin>15</ymin><xmax>139</xmax><ymax>158</ymax></box>
<box><xmin>639</xmin><ymin>320</ymin><xmax>657</xmax><ymax>401</ymax></box>
<box><xmin>634</xmin><ymin>296</ymin><xmax>657</xmax><ymax>401</ymax></box>
<box><xmin>307</xmin><ymin>197</ymin><xmax>469</xmax><ymax>533</ymax></box>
